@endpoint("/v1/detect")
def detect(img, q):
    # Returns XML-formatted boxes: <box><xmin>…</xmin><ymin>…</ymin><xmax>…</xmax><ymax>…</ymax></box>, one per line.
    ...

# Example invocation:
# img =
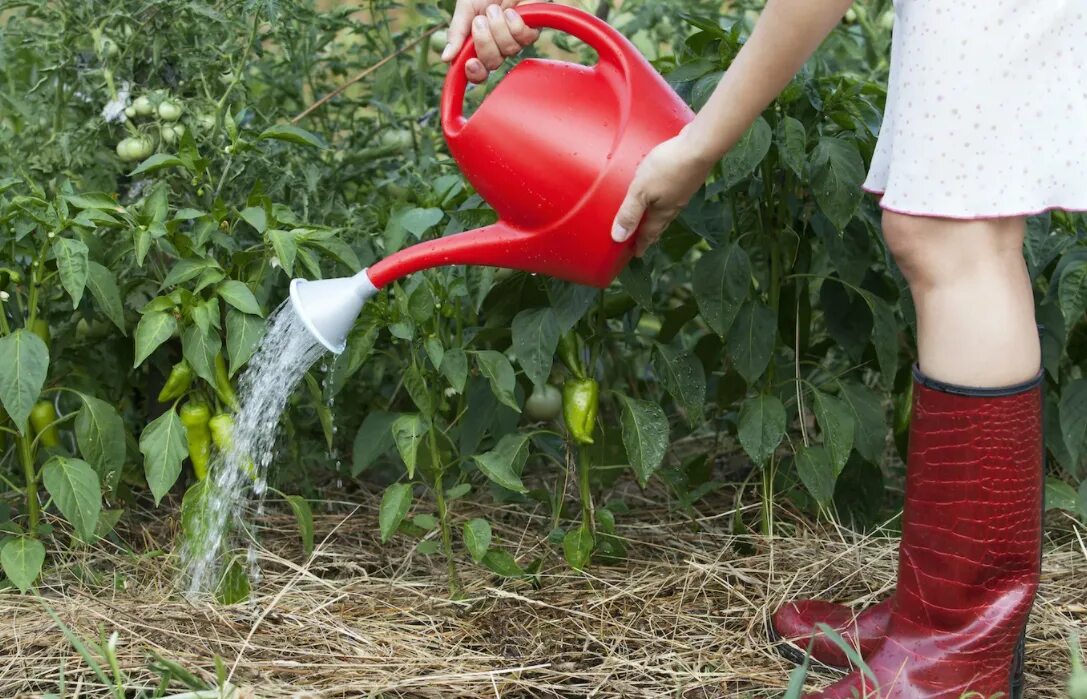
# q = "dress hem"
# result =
<box><xmin>861</xmin><ymin>186</ymin><xmax>1087</xmax><ymax>221</ymax></box>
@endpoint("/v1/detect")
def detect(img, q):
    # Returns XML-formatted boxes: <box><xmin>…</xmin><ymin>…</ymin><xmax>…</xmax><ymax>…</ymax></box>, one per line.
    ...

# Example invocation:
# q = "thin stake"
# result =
<box><xmin>292</xmin><ymin>25</ymin><xmax>443</xmax><ymax>124</ymax></box>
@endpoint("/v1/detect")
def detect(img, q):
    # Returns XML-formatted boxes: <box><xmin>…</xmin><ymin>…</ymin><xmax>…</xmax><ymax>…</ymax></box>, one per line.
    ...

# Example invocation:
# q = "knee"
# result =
<box><xmin>881</xmin><ymin>212</ymin><xmax>942</xmax><ymax>288</ymax></box>
<box><xmin>879</xmin><ymin>212</ymin><xmax>1025</xmax><ymax>289</ymax></box>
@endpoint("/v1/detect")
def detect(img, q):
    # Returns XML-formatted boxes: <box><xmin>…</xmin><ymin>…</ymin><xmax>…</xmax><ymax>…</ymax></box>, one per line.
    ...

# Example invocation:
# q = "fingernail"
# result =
<box><xmin>504</xmin><ymin>8</ymin><xmax>518</xmax><ymax>22</ymax></box>
<box><xmin>486</xmin><ymin>4</ymin><xmax>501</xmax><ymax>19</ymax></box>
<box><xmin>441</xmin><ymin>45</ymin><xmax>453</xmax><ymax>61</ymax></box>
<box><xmin>474</xmin><ymin>16</ymin><xmax>487</xmax><ymax>29</ymax></box>
<box><xmin>612</xmin><ymin>224</ymin><xmax>629</xmax><ymax>242</ymax></box>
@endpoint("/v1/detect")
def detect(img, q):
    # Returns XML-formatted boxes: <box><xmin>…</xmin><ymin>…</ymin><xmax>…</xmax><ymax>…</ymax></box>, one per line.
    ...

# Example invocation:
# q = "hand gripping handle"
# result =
<box><xmin>441</xmin><ymin>3</ymin><xmax>633</xmax><ymax>138</ymax></box>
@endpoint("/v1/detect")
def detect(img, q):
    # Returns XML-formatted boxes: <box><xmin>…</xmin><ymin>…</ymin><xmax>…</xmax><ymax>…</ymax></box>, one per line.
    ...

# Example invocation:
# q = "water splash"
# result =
<box><xmin>182</xmin><ymin>303</ymin><xmax>327</xmax><ymax>597</ymax></box>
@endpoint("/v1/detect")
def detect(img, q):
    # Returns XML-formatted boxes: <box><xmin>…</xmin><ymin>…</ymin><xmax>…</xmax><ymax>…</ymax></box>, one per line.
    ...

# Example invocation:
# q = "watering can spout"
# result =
<box><xmin>289</xmin><ymin>269</ymin><xmax>379</xmax><ymax>354</ymax></box>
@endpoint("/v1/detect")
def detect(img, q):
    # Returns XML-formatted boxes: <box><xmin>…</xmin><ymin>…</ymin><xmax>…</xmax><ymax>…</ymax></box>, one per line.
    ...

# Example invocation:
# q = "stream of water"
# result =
<box><xmin>181</xmin><ymin>304</ymin><xmax>328</xmax><ymax>597</ymax></box>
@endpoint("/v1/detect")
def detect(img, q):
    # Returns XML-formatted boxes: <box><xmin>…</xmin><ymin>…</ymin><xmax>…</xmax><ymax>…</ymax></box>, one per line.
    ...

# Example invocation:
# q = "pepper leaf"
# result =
<box><xmin>140</xmin><ymin>409</ymin><xmax>188</xmax><ymax>505</ymax></box>
<box><xmin>42</xmin><ymin>456</ymin><xmax>102</xmax><ymax>541</ymax></box>
<box><xmin>0</xmin><ymin>330</ymin><xmax>49</xmax><ymax>432</ymax></box>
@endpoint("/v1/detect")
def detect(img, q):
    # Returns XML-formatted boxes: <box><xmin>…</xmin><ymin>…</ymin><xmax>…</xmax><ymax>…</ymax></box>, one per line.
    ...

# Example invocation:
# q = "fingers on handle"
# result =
<box><xmin>612</xmin><ymin>189</ymin><xmax>647</xmax><ymax>243</ymax></box>
<box><xmin>486</xmin><ymin>5</ymin><xmax>522</xmax><ymax>55</ymax></box>
<box><xmin>472</xmin><ymin>16</ymin><xmax>504</xmax><ymax>71</ymax></box>
<box><xmin>443</xmin><ymin>2</ymin><xmax>475</xmax><ymax>62</ymax></box>
<box><xmin>502</xmin><ymin>8</ymin><xmax>540</xmax><ymax>46</ymax></box>
<box><xmin>634</xmin><ymin>210</ymin><xmax>673</xmax><ymax>256</ymax></box>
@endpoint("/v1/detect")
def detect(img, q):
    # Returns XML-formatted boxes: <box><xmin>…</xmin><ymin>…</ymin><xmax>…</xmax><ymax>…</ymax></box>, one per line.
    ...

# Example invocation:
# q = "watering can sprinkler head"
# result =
<box><xmin>289</xmin><ymin>269</ymin><xmax>379</xmax><ymax>354</ymax></box>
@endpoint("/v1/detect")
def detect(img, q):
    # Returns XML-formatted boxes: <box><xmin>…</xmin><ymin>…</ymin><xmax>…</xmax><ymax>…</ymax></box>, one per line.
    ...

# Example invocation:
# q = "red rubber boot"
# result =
<box><xmin>802</xmin><ymin>365</ymin><xmax>1043</xmax><ymax>699</ymax></box>
<box><xmin>770</xmin><ymin>598</ymin><xmax>892</xmax><ymax>669</ymax></box>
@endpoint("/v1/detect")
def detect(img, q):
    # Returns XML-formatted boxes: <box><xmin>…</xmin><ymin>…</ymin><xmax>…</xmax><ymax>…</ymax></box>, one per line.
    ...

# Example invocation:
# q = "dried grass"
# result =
<box><xmin>2</xmin><ymin>487</ymin><xmax>1084</xmax><ymax>698</ymax></box>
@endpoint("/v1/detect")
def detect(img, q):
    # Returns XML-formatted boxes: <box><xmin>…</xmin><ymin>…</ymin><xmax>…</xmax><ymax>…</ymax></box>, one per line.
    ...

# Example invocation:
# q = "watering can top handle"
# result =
<box><xmin>441</xmin><ymin>3</ymin><xmax>633</xmax><ymax>137</ymax></box>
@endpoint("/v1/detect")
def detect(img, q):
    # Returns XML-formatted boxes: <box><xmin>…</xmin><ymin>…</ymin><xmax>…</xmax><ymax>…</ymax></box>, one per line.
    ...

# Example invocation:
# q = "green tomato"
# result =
<box><xmin>196</xmin><ymin>113</ymin><xmax>216</xmax><ymax>131</ymax></box>
<box><xmin>117</xmin><ymin>136</ymin><xmax>152</xmax><ymax>162</ymax></box>
<box><xmin>132</xmin><ymin>96</ymin><xmax>154</xmax><ymax>117</ymax></box>
<box><xmin>158</xmin><ymin>101</ymin><xmax>183</xmax><ymax>121</ymax></box>
<box><xmin>429</xmin><ymin>29</ymin><xmax>448</xmax><ymax>54</ymax></box>
<box><xmin>124</xmin><ymin>106</ymin><xmax>136</xmax><ymax>118</ymax></box>
<box><xmin>844</xmin><ymin>8</ymin><xmax>858</xmax><ymax>23</ymax></box>
<box><xmin>379</xmin><ymin>128</ymin><xmax>413</xmax><ymax>150</ymax></box>
<box><xmin>161</xmin><ymin>125</ymin><xmax>178</xmax><ymax>145</ymax></box>
<box><xmin>525</xmin><ymin>384</ymin><xmax>562</xmax><ymax>422</ymax></box>
<box><xmin>879</xmin><ymin>11</ymin><xmax>894</xmax><ymax>30</ymax></box>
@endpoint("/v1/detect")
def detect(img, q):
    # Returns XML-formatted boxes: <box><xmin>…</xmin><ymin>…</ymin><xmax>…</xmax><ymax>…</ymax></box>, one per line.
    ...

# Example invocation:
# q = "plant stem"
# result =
<box><xmin>18</xmin><ymin>432</ymin><xmax>39</xmax><ymax>534</ymax></box>
<box><xmin>577</xmin><ymin>446</ymin><xmax>595</xmax><ymax>535</ymax></box>
<box><xmin>430</xmin><ymin>428</ymin><xmax>461</xmax><ymax>598</ymax></box>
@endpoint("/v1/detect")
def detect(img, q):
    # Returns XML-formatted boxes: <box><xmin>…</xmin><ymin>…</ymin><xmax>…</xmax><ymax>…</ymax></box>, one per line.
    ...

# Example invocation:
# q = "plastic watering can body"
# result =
<box><xmin>366</xmin><ymin>3</ymin><xmax>694</xmax><ymax>290</ymax></box>
<box><xmin>291</xmin><ymin>4</ymin><xmax>694</xmax><ymax>353</ymax></box>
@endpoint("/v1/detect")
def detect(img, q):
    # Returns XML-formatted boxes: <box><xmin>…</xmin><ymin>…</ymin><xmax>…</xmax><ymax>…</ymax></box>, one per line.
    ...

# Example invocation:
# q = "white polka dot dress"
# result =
<box><xmin>863</xmin><ymin>0</ymin><xmax>1087</xmax><ymax>219</ymax></box>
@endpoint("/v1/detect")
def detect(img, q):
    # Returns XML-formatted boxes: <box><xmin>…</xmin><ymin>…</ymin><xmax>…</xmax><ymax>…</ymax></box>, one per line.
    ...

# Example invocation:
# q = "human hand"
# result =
<box><xmin>441</xmin><ymin>0</ymin><xmax>540</xmax><ymax>83</ymax></box>
<box><xmin>611</xmin><ymin>128</ymin><xmax>716</xmax><ymax>256</ymax></box>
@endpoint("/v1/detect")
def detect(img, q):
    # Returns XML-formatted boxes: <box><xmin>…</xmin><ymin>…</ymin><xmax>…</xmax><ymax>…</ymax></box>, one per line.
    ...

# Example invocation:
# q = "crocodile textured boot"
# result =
<box><xmin>801</xmin><ymin>365</ymin><xmax>1044</xmax><ymax>698</ymax></box>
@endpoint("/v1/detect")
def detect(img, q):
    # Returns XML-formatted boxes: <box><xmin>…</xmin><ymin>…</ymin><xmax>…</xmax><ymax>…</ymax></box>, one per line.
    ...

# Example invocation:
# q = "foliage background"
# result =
<box><xmin>1</xmin><ymin>0</ymin><xmax>1086</xmax><ymax>692</ymax></box>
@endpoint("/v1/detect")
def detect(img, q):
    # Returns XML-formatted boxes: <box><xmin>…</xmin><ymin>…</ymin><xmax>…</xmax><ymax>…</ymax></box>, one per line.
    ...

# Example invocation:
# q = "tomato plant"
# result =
<box><xmin>0</xmin><ymin>0</ymin><xmax>1084</xmax><ymax>604</ymax></box>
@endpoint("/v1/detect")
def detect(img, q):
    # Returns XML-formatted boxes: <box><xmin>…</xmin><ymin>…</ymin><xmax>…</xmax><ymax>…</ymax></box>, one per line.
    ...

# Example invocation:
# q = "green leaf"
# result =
<box><xmin>719</xmin><ymin>116</ymin><xmax>772</xmax><ymax>190</ymax></box>
<box><xmin>1</xmin><ymin>537</ymin><xmax>45</xmax><ymax>593</ymax></box>
<box><xmin>42</xmin><ymin>457</ymin><xmax>101</xmax><ymax>541</ymax></box>
<box><xmin>795</xmin><ymin>444</ymin><xmax>837</xmax><ymax>506</ymax></box>
<box><xmin>216</xmin><ymin>557</ymin><xmax>250</xmax><ymax>605</ymax></box>
<box><xmin>653</xmin><ymin>344</ymin><xmax>706</xmax><ymax>424</ymax></box>
<box><xmin>473</xmin><ymin>433</ymin><xmax>530</xmax><ymax>493</ymax></box>
<box><xmin>86</xmin><ymin>262</ymin><xmax>126</xmax><ymax>333</ymax></box>
<box><xmin>737</xmin><ymin>394</ymin><xmax>786</xmax><ymax>466</ymax></box>
<box><xmin>726</xmin><ymin>301</ymin><xmax>777</xmax><ymax>383</ymax></box>
<box><xmin>0</xmin><ymin>330</ymin><xmax>49</xmax><ymax>431</ymax></box>
<box><xmin>440</xmin><ymin>349</ymin><xmax>468</xmax><ymax>394</ymax></box>
<box><xmin>809</xmin><ymin>136</ymin><xmax>865</xmax><ymax>231</ymax></box>
<box><xmin>75</xmin><ymin>396</ymin><xmax>125</xmax><ymax>492</ymax></box>
<box><xmin>352</xmin><ymin>411</ymin><xmax>398</xmax><ymax>476</ymax></box>
<box><xmin>133</xmin><ymin>312</ymin><xmax>177</xmax><ymax>368</ymax></box>
<box><xmin>379</xmin><ymin>483</ymin><xmax>413</xmax><ymax>543</ymax></box>
<box><xmin>837</xmin><ymin>381</ymin><xmax>887</xmax><ymax>465</ymax></box>
<box><xmin>239</xmin><ymin>206</ymin><xmax>267</xmax><ymax>234</ymax></box>
<box><xmin>463</xmin><ymin>518</ymin><xmax>492</xmax><ymax>563</ymax></box>
<box><xmin>64</xmin><ymin>192</ymin><xmax>123</xmax><ymax>211</ymax></box>
<box><xmin>481</xmin><ymin>549</ymin><xmax>523</xmax><ymax>577</ymax></box>
<box><xmin>285</xmin><ymin>495</ymin><xmax>314</xmax><ymax>557</ymax></box>
<box><xmin>1058</xmin><ymin>258</ymin><xmax>1087</xmax><ymax>327</ymax></box>
<box><xmin>424</xmin><ymin>336</ymin><xmax>444</xmax><ymax>370</ymax></box>
<box><xmin>391</xmin><ymin>414</ymin><xmax>427</xmax><ymax>479</ymax></box>
<box><xmin>181</xmin><ymin>323</ymin><xmax>222</xmax><ymax>387</ymax></box>
<box><xmin>259</xmin><ymin>124</ymin><xmax>326</xmax><ymax>149</ymax></box>
<box><xmin>403</xmin><ymin>362</ymin><xmax>436</xmax><ymax>417</ymax></box>
<box><xmin>1059</xmin><ymin>379</ymin><xmax>1087</xmax><ymax>466</ymax></box>
<box><xmin>142</xmin><ymin>183</ymin><xmax>169</xmax><ymax>224</ymax></box>
<box><xmin>1045</xmin><ymin>477</ymin><xmax>1079</xmax><ymax>513</ymax></box>
<box><xmin>616</xmin><ymin>394</ymin><xmax>669</xmax><ymax>487</ymax></box>
<box><xmin>868</xmin><ymin>296</ymin><xmax>898</xmax><ymax>392</ymax></box>
<box><xmin>269</xmin><ymin>229</ymin><xmax>298</xmax><ymax>275</ymax></box>
<box><xmin>217</xmin><ymin>280</ymin><xmax>262</xmax><ymax>316</ymax></box>
<box><xmin>140</xmin><ymin>409</ymin><xmax>188</xmax><ymax>505</ymax></box>
<box><xmin>161</xmin><ymin>259</ymin><xmax>219</xmax><ymax>289</ymax></box>
<box><xmin>387</xmin><ymin>207</ymin><xmax>444</xmax><ymax>245</ymax></box>
<box><xmin>407</xmin><ymin>284</ymin><xmax>435</xmax><ymax>324</ymax></box>
<box><xmin>225</xmin><ymin>310</ymin><xmax>265</xmax><ymax>377</ymax></box>
<box><xmin>512</xmin><ymin>307</ymin><xmax>562</xmax><ymax>387</ymax></box>
<box><xmin>562</xmin><ymin>523</ymin><xmax>594</xmax><ymax>571</ymax></box>
<box><xmin>52</xmin><ymin>237</ymin><xmax>89</xmax><ymax>308</ymax></box>
<box><xmin>476</xmin><ymin>350</ymin><xmax>520</xmax><ymax>412</ymax></box>
<box><xmin>812</xmin><ymin>390</ymin><xmax>856</xmax><ymax>476</ymax></box>
<box><xmin>130</xmin><ymin>153</ymin><xmax>186</xmax><ymax>176</ymax></box>
<box><xmin>693</xmin><ymin>244</ymin><xmax>750</xmax><ymax>337</ymax></box>
<box><xmin>777</xmin><ymin>115</ymin><xmax>807</xmax><ymax>177</ymax></box>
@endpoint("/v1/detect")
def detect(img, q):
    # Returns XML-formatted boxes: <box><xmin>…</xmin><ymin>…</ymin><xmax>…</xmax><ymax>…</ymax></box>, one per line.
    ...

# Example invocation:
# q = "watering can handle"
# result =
<box><xmin>441</xmin><ymin>3</ymin><xmax>633</xmax><ymax>138</ymax></box>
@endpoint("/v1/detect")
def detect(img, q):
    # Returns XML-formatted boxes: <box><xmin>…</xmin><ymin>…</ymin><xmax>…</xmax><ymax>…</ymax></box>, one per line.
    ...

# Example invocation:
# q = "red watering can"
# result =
<box><xmin>291</xmin><ymin>3</ymin><xmax>694</xmax><ymax>352</ymax></box>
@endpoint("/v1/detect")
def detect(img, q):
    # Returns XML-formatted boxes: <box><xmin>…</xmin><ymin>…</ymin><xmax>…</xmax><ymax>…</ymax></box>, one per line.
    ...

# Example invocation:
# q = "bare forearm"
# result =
<box><xmin>684</xmin><ymin>0</ymin><xmax>855</xmax><ymax>162</ymax></box>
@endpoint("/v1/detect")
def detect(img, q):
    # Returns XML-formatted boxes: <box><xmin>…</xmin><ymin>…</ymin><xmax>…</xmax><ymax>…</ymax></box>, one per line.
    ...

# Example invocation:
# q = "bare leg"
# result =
<box><xmin>880</xmin><ymin>211</ymin><xmax>1041</xmax><ymax>386</ymax></box>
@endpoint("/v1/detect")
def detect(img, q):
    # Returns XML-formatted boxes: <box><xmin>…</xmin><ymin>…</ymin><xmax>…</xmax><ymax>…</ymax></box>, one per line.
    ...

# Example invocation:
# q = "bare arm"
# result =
<box><xmin>685</xmin><ymin>0</ymin><xmax>856</xmax><ymax>164</ymax></box>
<box><xmin>613</xmin><ymin>0</ymin><xmax>856</xmax><ymax>249</ymax></box>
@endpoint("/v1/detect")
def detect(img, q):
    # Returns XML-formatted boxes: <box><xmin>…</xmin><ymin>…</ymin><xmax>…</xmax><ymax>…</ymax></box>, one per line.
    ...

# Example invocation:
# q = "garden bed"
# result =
<box><xmin>2</xmin><ymin>487</ymin><xmax>1083</xmax><ymax>698</ymax></box>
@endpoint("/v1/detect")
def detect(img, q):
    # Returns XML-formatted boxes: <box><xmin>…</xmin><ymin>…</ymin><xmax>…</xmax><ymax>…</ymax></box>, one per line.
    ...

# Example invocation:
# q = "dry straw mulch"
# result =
<box><xmin>2</xmin><ymin>488</ymin><xmax>1085</xmax><ymax>698</ymax></box>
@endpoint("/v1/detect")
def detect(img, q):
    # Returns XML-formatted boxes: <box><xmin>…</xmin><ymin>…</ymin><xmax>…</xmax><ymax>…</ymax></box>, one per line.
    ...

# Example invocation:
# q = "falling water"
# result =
<box><xmin>182</xmin><ymin>303</ymin><xmax>328</xmax><ymax>597</ymax></box>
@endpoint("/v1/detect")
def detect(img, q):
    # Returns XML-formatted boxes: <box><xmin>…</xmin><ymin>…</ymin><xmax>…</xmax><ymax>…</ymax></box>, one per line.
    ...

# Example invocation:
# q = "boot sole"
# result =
<box><xmin>765</xmin><ymin>617</ymin><xmax>851</xmax><ymax>674</ymax></box>
<box><xmin>1010</xmin><ymin>630</ymin><xmax>1026</xmax><ymax>699</ymax></box>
